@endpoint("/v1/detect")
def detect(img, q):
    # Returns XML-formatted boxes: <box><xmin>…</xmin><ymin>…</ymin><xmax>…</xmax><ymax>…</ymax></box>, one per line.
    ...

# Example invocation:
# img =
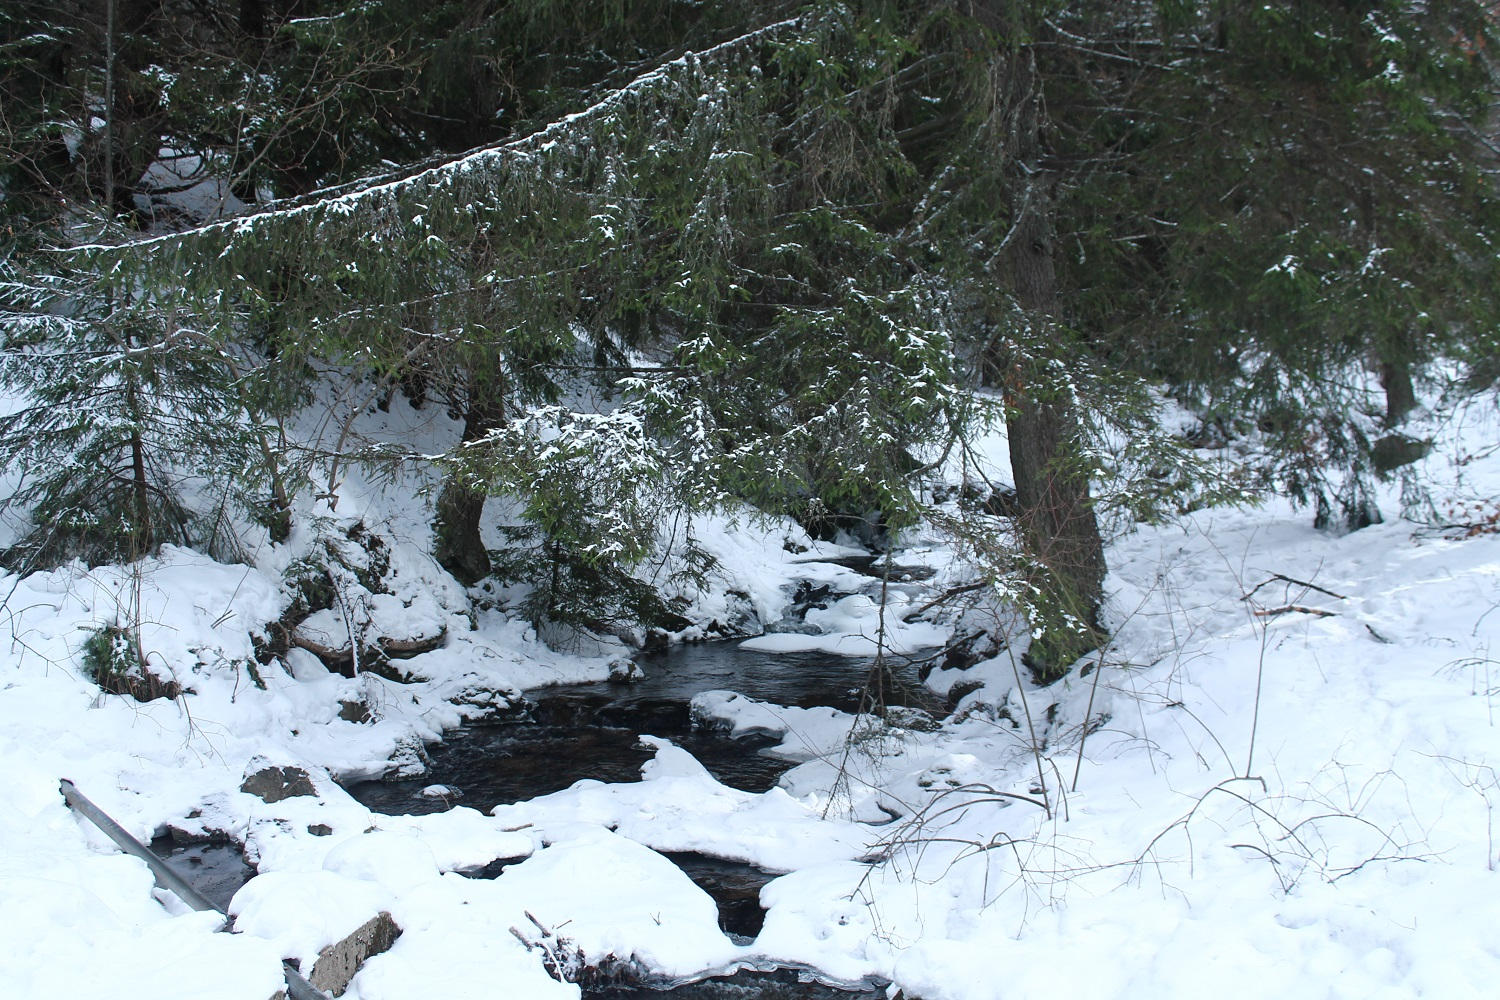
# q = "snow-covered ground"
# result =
<box><xmin>4</xmin><ymin>393</ymin><xmax>1500</xmax><ymax>999</ymax></box>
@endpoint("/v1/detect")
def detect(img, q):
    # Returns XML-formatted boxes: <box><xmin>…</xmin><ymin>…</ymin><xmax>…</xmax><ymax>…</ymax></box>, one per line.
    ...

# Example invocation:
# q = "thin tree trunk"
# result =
<box><xmin>256</xmin><ymin>430</ymin><xmax>293</xmax><ymax>543</ymax></box>
<box><xmin>433</xmin><ymin>372</ymin><xmax>504</xmax><ymax>585</ymax></box>
<box><xmin>1378</xmin><ymin>358</ymin><xmax>1416</xmax><ymax>428</ymax></box>
<box><xmin>125</xmin><ymin>386</ymin><xmax>154</xmax><ymax>559</ymax></box>
<box><xmin>988</xmin><ymin>58</ymin><xmax>1105</xmax><ymax>683</ymax></box>
<box><xmin>103</xmin><ymin>0</ymin><xmax>117</xmax><ymax>215</ymax></box>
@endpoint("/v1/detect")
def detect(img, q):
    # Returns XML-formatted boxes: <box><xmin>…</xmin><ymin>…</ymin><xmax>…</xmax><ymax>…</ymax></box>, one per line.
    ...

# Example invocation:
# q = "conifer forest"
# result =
<box><xmin>4</xmin><ymin>4</ymin><xmax>1500</xmax><ymax>999</ymax></box>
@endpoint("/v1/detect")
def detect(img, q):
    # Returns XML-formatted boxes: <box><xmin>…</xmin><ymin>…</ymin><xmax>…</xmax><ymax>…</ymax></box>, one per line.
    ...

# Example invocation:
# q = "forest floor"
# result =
<box><xmin>3</xmin><ymin>392</ymin><xmax>1500</xmax><ymax>998</ymax></box>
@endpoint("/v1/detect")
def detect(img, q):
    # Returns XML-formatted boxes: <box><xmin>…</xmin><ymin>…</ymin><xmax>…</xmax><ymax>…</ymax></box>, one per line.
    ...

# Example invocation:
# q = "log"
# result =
<box><xmin>58</xmin><ymin>780</ymin><xmax>327</xmax><ymax>1000</ymax></box>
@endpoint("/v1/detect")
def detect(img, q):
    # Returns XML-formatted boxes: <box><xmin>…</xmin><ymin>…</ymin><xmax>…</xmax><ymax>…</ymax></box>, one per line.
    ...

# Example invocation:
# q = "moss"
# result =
<box><xmin>79</xmin><ymin>625</ymin><xmax>181</xmax><ymax>701</ymax></box>
<box><xmin>283</xmin><ymin>556</ymin><xmax>337</xmax><ymax>621</ymax></box>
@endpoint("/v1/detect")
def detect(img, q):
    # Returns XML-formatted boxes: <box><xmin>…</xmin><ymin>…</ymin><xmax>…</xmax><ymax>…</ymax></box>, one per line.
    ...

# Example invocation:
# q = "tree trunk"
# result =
<box><xmin>258</xmin><ymin>431</ymin><xmax>294</xmax><ymax>544</ymax></box>
<box><xmin>123</xmin><ymin>371</ymin><xmax>155</xmax><ymax>560</ymax></box>
<box><xmin>433</xmin><ymin>373</ymin><xmax>504</xmax><ymax>585</ymax></box>
<box><xmin>987</xmin><ymin>62</ymin><xmax>1106</xmax><ymax>683</ymax></box>
<box><xmin>1378</xmin><ymin>358</ymin><xmax>1416</xmax><ymax>428</ymax></box>
<box><xmin>103</xmin><ymin>0</ymin><xmax>117</xmax><ymax>216</ymax></box>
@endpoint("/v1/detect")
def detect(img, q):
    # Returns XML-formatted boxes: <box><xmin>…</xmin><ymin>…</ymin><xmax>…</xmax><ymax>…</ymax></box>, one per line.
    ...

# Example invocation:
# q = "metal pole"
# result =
<box><xmin>59</xmin><ymin>779</ymin><xmax>329</xmax><ymax>1000</ymax></box>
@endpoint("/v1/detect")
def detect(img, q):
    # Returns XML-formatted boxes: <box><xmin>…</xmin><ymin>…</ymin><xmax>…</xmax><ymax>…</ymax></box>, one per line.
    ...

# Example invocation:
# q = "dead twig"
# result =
<box><xmin>1253</xmin><ymin>605</ymin><xmax>1337</xmax><ymax>619</ymax></box>
<box><xmin>1242</xmin><ymin>573</ymin><xmax>1347</xmax><ymax>603</ymax></box>
<box><xmin>902</xmin><ymin>582</ymin><xmax>988</xmax><ymax>622</ymax></box>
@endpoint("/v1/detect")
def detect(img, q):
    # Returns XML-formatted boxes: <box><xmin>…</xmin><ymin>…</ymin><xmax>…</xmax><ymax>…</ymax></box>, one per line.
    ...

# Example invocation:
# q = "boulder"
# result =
<box><xmin>240</xmin><ymin>764</ymin><xmax>317</xmax><ymax>804</ymax></box>
<box><xmin>263</xmin><ymin>912</ymin><xmax>403</xmax><ymax>998</ymax></box>
<box><xmin>308</xmin><ymin>912</ymin><xmax>401</xmax><ymax>996</ymax></box>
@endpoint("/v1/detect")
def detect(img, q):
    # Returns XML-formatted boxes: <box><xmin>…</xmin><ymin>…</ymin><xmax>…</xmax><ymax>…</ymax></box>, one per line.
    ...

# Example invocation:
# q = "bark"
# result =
<box><xmin>1378</xmin><ymin>358</ymin><xmax>1416</xmax><ymax>428</ymax></box>
<box><xmin>103</xmin><ymin>0</ymin><xmax>117</xmax><ymax>215</ymax></box>
<box><xmin>121</xmin><ymin>322</ymin><xmax>155</xmax><ymax>559</ymax></box>
<box><xmin>260</xmin><ymin>440</ymin><xmax>293</xmax><ymax>544</ymax></box>
<box><xmin>433</xmin><ymin>373</ymin><xmax>504</xmax><ymax>585</ymax></box>
<box><xmin>986</xmin><ymin>63</ymin><xmax>1106</xmax><ymax>683</ymax></box>
<box><xmin>127</xmin><ymin>421</ymin><xmax>154</xmax><ymax>558</ymax></box>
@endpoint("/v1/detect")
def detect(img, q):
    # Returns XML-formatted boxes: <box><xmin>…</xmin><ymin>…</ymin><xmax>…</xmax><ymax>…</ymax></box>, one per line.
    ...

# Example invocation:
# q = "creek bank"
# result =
<box><xmin>584</xmin><ymin>967</ymin><xmax>880</xmax><ymax>999</ymax></box>
<box><xmin>328</xmin><ymin>554</ymin><xmax>950</xmax><ymax>996</ymax></box>
<box><xmin>345</xmin><ymin>630</ymin><xmax>946</xmax><ymax>816</ymax></box>
<box><xmin>337</xmin><ymin>629</ymin><xmax>941</xmax><ymax>996</ymax></box>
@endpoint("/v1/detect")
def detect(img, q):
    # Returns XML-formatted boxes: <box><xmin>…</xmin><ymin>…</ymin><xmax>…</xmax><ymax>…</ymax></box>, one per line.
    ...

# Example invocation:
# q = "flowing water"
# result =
<box><xmin>347</xmin><ymin>636</ymin><xmax>937</xmax><ymax>995</ymax></box>
<box><xmin>150</xmin><ymin>836</ymin><xmax>256</xmax><ymax>913</ymax></box>
<box><xmin>348</xmin><ymin>640</ymin><xmax>939</xmax><ymax>815</ymax></box>
<box><xmin>185</xmin><ymin>626</ymin><xmax>939</xmax><ymax>996</ymax></box>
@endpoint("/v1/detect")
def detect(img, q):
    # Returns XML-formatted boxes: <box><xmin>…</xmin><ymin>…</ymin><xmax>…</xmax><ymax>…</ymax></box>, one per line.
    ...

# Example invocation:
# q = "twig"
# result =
<box><xmin>903</xmin><ymin>582</ymin><xmax>988</xmax><ymax>621</ymax></box>
<box><xmin>1253</xmin><ymin>605</ymin><xmax>1337</xmax><ymax>619</ymax></box>
<box><xmin>1006</xmin><ymin>646</ymin><xmax>1051</xmax><ymax>818</ymax></box>
<box><xmin>1071</xmin><ymin>648</ymin><xmax>1106</xmax><ymax>793</ymax></box>
<box><xmin>1230</xmin><ymin>843</ymin><xmax>1281</xmax><ymax>865</ymax></box>
<box><xmin>1242</xmin><ymin>573</ymin><xmax>1347</xmax><ymax>602</ymax></box>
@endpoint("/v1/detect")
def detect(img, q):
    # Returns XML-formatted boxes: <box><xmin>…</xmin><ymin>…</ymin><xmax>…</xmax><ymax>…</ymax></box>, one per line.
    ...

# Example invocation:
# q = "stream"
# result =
<box><xmin>355</xmin><ymin>637</ymin><xmax>937</xmax><ymax>994</ymax></box>
<box><xmin>350</xmin><ymin>640</ymin><xmax>937</xmax><ymax>816</ymax></box>
<box><xmin>352</xmin><ymin>637</ymin><xmax>934</xmax><ymax>994</ymax></box>
<box><xmin>169</xmin><ymin>562</ymin><xmax>943</xmax><ymax>996</ymax></box>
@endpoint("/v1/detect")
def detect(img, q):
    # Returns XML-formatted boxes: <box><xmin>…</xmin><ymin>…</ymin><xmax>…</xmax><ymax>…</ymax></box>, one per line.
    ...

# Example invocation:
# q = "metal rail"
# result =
<box><xmin>59</xmin><ymin>779</ymin><xmax>328</xmax><ymax>1000</ymax></box>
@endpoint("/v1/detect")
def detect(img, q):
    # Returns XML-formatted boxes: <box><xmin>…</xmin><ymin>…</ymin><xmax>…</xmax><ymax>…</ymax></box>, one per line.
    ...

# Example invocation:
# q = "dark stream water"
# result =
<box><xmin>349</xmin><ymin>637</ymin><xmax>935</xmax><ymax>994</ymax></box>
<box><xmin>170</xmin><ymin>626</ymin><xmax>940</xmax><ymax>996</ymax></box>
<box><xmin>349</xmin><ymin>640</ymin><xmax>939</xmax><ymax>815</ymax></box>
<box><xmin>150</xmin><ymin>836</ymin><xmax>256</xmax><ymax>913</ymax></box>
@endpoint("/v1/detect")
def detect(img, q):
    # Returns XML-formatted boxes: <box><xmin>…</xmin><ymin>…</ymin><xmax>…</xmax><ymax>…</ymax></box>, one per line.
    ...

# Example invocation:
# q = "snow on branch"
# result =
<box><xmin>59</xmin><ymin>16</ymin><xmax>804</xmax><ymax>257</ymax></box>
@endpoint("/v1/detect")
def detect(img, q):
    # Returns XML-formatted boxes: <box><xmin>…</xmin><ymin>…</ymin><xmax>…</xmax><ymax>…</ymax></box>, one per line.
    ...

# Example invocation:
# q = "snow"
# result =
<box><xmin>739</xmin><ymin>591</ymin><xmax>949</xmax><ymax>654</ymax></box>
<box><xmin>4</xmin><ymin>391</ymin><xmax>1500</xmax><ymax>998</ymax></box>
<box><xmin>488</xmin><ymin>736</ymin><xmax>876</xmax><ymax>874</ymax></box>
<box><xmin>691</xmin><ymin>690</ymin><xmax>855</xmax><ymax>761</ymax></box>
<box><xmin>230</xmin><ymin>870</ymin><xmax>390</xmax><ymax>973</ymax></box>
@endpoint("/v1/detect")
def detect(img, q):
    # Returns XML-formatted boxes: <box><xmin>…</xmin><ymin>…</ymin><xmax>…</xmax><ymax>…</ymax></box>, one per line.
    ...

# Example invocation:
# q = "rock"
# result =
<box><xmin>306</xmin><ymin>912</ymin><xmax>401</xmax><ymax>997</ymax></box>
<box><xmin>387</xmin><ymin>736</ymin><xmax>430</xmax><ymax>779</ymax></box>
<box><xmin>764</xmin><ymin>617</ymin><xmax>821</xmax><ymax>635</ymax></box>
<box><xmin>945</xmin><ymin>679</ymin><xmax>986</xmax><ymax>711</ymax></box>
<box><xmin>455</xmin><ymin>684</ymin><xmax>527</xmax><ymax>721</ymax></box>
<box><xmin>1372</xmin><ymin>433</ymin><xmax>1432</xmax><ymax>476</ymax></box>
<box><xmin>608</xmin><ymin>657</ymin><xmax>644</xmax><ymax>683</ymax></box>
<box><xmin>883</xmin><ymin>706</ymin><xmax>940</xmax><ymax>732</ymax></box>
<box><xmin>307</xmin><ymin>823</ymin><xmax>333</xmax><ymax>837</ymax></box>
<box><xmin>338</xmin><ymin>699</ymin><xmax>372</xmax><ymax>723</ymax></box>
<box><xmin>705</xmin><ymin>591</ymin><xmax>762</xmax><ymax>638</ymax></box>
<box><xmin>916</xmin><ymin>766</ymin><xmax>964</xmax><ymax>790</ymax></box>
<box><xmin>240</xmin><ymin>764</ymin><xmax>317</xmax><ymax>804</ymax></box>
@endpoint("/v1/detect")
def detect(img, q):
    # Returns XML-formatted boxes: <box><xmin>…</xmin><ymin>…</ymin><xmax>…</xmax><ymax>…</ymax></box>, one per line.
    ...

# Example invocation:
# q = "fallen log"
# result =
<box><xmin>58</xmin><ymin>779</ymin><xmax>328</xmax><ymax>1000</ymax></box>
<box><xmin>290</xmin><ymin>627</ymin><xmax>447</xmax><ymax>680</ymax></box>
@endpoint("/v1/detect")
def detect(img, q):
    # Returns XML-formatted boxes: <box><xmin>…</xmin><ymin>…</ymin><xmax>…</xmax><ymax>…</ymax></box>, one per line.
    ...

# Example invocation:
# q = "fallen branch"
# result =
<box><xmin>1253</xmin><ymin>605</ymin><xmax>1337</xmax><ymax>619</ymax></box>
<box><xmin>59</xmin><ymin>780</ymin><xmax>326</xmax><ymax>1000</ymax></box>
<box><xmin>1242</xmin><ymin>573</ymin><xmax>1347</xmax><ymax>602</ymax></box>
<box><xmin>902</xmin><ymin>583</ymin><xmax>988</xmax><ymax>622</ymax></box>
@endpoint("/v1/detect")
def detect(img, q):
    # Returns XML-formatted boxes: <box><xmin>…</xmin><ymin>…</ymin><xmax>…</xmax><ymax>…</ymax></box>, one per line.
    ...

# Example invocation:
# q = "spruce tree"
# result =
<box><xmin>4</xmin><ymin>0</ymin><xmax>1495</xmax><ymax>669</ymax></box>
<box><xmin>0</xmin><ymin>261</ymin><xmax>283</xmax><ymax>564</ymax></box>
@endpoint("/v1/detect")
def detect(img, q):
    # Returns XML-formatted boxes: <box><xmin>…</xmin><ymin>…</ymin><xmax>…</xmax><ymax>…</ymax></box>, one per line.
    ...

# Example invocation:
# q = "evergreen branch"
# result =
<box><xmin>55</xmin><ymin>15</ymin><xmax>806</xmax><ymax>256</ymax></box>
